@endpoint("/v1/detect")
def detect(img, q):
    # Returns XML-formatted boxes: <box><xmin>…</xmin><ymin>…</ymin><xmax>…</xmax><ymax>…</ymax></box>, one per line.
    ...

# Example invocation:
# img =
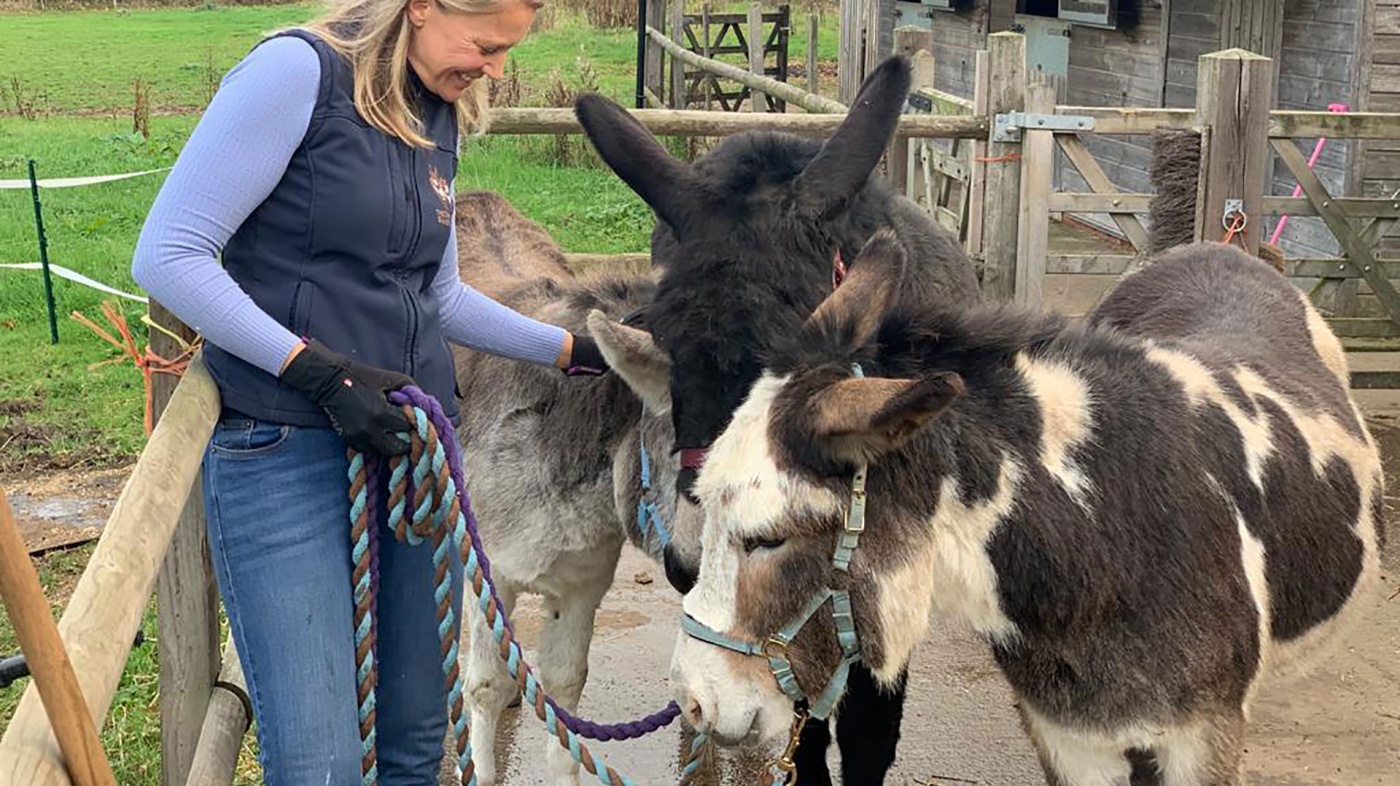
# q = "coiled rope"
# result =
<box><xmin>347</xmin><ymin>385</ymin><xmax>709</xmax><ymax>786</ymax></box>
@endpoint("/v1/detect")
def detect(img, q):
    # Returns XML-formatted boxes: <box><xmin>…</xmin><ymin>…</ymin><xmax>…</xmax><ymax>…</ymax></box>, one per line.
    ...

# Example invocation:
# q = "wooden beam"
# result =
<box><xmin>487</xmin><ymin>107</ymin><xmax>987</xmax><ymax>138</ymax></box>
<box><xmin>644</xmin><ymin>0</ymin><xmax>666</xmax><ymax>103</ymax></box>
<box><xmin>1195</xmin><ymin>48</ymin><xmax>1274</xmax><ymax>255</ymax></box>
<box><xmin>1015</xmin><ymin>77</ymin><xmax>1056</xmax><ymax>308</ymax></box>
<box><xmin>183</xmin><ymin>637</ymin><xmax>250</xmax><ymax>786</ymax></box>
<box><xmin>965</xmin><ymin>50</ymin><xmax>988</xmax><ymax>259</ymax></box>
<box><xmin>1262</xmin><ymin>197</ymin><xmax>1400</xmax><ymax>218</ymax></box>
<box><xmin>1055</xmin><ymin>135</ymin><xmax>1152</xmax><ymax>251</ymax></box>
<box><xmin>1046</xmin><ymin>253</ymin><xmax>1135</xmax><ymax>275</ymax></box>
<box><xmin>0</xmin><ymin>358</ymin><xmax>221</xmax><ymax>786</ymax></box>
<box><xmin>645</xmin><ymin>26</ymin><xmax>847</xmax><ymax>114</ymax></box>
<box><xmin>668</xmin><ymin>1</ymin><xmax>686</xmax><ymax>109</ymax></box>
<box><xmin>1269</xmin><ymin>111</ymin><xmax>1400</xmax><ymax>140</ymax></box>
<box><xmin>1047</xmin><ymin>192</ymin><xmax>1155</xmax><ymax>214</ymax></box>
<box><xmin>980</xmin><ymin>32</ymin><xmax>1027</xmax><ymax>302</ymax></box>
<box><xmin>838</xmin><ymin>0</ymin><xmax>861</xmax><ymax>104</ymax></box>
<box><xmin>1054</xmin><ymin>107</ymin><xmax>1197</xmax><ymax>134</ymax></box>
<box><xmin>806</xmin><ymin>12</ymin><xmax>818</xmax><ymax>97</ymax></box>
<box><xmin>1273</xmin><ymin>137</ymin><xmax>1400</xmax><ymax>328</ymax></box>
<box><xmin>147</xmin><ymin>302</ymin><xmax>219</xmax><ymax>786</ymax></box>
<box><xmin>0</xmin><ymin>490</ymin><xmax>114</xmax><ymax>786</ymax></box>
<box><xmin>747</xmin><ymin>3</ymin><xmax>764</xmax><ymax>113</ymax></box>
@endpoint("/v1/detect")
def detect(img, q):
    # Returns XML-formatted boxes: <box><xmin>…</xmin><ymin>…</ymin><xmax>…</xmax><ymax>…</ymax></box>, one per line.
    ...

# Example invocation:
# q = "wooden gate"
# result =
<box><xmin>671</xmin><ymin>4</ymin><xmax>790</xmax><ymax>111</ymax></box>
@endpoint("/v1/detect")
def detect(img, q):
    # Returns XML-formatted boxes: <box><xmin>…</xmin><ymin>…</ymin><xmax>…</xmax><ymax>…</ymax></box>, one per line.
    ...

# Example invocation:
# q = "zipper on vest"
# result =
<box><xmin>408</xmin><ymin>146</ymin><xmax>423</xmax><ymax>257</ymax></box>
<box><xmin>399</xmin><ymin>278</ymin><xmax>420</xmax><ymax>377</ymax></box>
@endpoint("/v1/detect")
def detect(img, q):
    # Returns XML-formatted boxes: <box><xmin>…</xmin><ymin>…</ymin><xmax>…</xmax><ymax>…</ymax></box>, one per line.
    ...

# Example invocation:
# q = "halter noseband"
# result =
<box><xmin>678</xmin><ymin>362</ymin><xmax>867</xmax><ymax>724</ymax></box>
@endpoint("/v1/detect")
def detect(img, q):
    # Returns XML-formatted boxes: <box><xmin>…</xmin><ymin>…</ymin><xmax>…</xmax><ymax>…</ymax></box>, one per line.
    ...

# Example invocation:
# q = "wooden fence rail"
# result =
<box><xmin>0</xmin><ymin>358</ymin><xmax>226</xmax><ymax>785</ymax></box>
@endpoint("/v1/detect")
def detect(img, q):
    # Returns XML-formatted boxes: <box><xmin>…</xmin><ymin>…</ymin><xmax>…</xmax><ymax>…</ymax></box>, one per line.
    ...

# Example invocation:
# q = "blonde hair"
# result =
<box><xmin>294</xmin><ymin>0</ymin><xmax>532</xmax><ymax>147</ymax></box>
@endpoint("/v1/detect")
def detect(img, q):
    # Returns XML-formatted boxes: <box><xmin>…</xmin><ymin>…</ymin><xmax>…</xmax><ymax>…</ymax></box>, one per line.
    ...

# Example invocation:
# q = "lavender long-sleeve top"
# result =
<box><xmin>131</xmin><ymin>36</ymin><xmax>567</xmax><ymax>378</ymax></box>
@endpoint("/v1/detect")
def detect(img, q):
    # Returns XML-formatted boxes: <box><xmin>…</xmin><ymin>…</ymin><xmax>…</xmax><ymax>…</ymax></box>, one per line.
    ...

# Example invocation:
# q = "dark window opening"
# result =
<box><xmin>1018</xmin><ymin>0</ymin><xmax>1059</xmax><ymax>16</ymax></box>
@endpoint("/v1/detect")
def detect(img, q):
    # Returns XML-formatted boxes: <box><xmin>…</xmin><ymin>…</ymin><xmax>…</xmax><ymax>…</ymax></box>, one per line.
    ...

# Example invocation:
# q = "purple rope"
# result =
<box><xmin>388</xmin><ymin>386</ymin><xmax>681</xmax><ymax>741</ymax></box>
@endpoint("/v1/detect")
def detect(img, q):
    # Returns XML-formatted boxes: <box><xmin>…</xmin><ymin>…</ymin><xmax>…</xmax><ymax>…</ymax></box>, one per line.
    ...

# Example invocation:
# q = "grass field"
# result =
<box><xmin>0</xmin><ymin>3</ymin><xmax>839</xmax><ymax>781</ymax></box>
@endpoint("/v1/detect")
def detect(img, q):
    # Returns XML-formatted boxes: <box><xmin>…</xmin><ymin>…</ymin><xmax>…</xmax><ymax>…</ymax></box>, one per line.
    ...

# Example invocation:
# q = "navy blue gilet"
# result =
<box><xmin>203</xmin><ymin>29</ymin><xmax>462</xmax><ymax>428</ymax></box>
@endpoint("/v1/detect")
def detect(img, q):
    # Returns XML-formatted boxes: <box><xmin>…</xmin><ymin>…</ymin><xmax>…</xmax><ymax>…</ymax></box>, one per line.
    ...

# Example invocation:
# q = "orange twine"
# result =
<box><xmin>70</xmin><ymin>301</ymin><xmax>201</xmax><ymax>435</ymax></box>
<box><xmin>977</xmin><ymin>152</ymin><xmax>1022</xmax><ymax>163</ymax></box>
<box><xmin>1223</xmin><ymin>211</ymin><xmax>1248</xmax><ymax>249</ymax></box>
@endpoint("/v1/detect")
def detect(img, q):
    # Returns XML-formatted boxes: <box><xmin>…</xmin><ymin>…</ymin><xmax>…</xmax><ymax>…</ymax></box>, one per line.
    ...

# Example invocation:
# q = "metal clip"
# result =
<box><xmin>762</xmin><ymin>709</ymin><xmax>810</xmax><ymax>786</ymax></box>
<box><xmin>1222</xmin><ymin>198</ymin><xmax>1246</xmax><ymax>230</ymax></box>
<box><xmin>993</xmin><ymin>111</ymin><xmax>1095</xmax><ymax>142</ymax></box>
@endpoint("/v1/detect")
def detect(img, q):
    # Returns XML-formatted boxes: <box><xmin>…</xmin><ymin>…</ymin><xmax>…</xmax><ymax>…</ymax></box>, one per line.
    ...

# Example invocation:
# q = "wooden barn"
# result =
<box><xmin>864</xmin><ymin>0</ymin><xmax>1396</xmax><ymax>256</ymax></box>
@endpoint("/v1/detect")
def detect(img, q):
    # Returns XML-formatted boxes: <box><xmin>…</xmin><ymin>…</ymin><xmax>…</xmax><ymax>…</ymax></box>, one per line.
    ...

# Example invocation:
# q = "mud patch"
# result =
<box><xmin>0</xmin><ymin>398</ymin><xmax>128</xmax><ymax>475</ymax></box>
<box><xmin>3</xmin><ymin>465</ymin><xmax>129</xmax><ymax>553</ymax></box>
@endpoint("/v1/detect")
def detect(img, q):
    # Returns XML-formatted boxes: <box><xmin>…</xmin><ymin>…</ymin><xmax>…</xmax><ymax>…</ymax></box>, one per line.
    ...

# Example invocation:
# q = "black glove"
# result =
<box><xmin>280</xmin><ymin>339</ymin><xmax>415</xmax><ymax>455</ymax></box>
<box><xmin>563</xmin><ymin>334</ymin><xmax>610</xmax><ymax>376</ymax></box>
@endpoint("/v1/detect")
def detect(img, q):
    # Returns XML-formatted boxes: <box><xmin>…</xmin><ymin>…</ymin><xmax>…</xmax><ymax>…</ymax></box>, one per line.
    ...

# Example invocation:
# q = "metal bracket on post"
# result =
<box><xmin>992</xmin><ymin>111</ymin><xmax>1095</xmax><ymax>143</ymax></box>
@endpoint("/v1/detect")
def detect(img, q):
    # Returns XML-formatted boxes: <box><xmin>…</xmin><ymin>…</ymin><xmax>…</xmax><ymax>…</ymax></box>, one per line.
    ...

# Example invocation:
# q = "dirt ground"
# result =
<box><xmin>5</xmin><ymin>416</ymin><xmax>1397</xmax><ymax>786</ymax></box>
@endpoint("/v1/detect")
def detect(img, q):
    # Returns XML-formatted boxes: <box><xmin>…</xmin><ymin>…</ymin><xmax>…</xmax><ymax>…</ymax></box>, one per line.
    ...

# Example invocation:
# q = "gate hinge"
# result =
<box><xmin>992</xmin><ymin>111</ymin><xmax>1095</xmax><ymax>142</ymax></box>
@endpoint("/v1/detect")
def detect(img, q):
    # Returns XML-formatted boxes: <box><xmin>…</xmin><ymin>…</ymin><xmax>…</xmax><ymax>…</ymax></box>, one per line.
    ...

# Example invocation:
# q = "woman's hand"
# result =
<box><xmin>558</xmin><ymin>332</ymin><xmax>609</xmax><ymax>376</ymax></box>
<box><xmin>280</xmin><ymin>339</ymin><xmax>416</xmax><ymax>455</ymax></box>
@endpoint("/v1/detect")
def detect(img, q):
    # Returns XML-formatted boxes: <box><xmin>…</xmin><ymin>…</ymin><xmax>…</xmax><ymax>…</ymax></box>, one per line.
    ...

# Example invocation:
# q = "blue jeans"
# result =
<box><xmin>203</xmin><ymin>412</ymin><xmax>464</xmax><ymax>785</ymax></box>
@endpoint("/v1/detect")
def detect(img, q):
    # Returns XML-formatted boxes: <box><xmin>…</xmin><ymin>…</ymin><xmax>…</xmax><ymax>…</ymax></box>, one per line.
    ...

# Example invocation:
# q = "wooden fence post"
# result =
<box><xmin>979</xmin><ymin>32</ymin><xmax>1027</xmax><ymax>302</ymax></box>
<box><xmin>807</xmin><ymin>12</ymin><xmax>819</xmax><ymax>96</ymax></box>
<box><xmin>702</xmin><ymin>4</ymin><xmax>712</xmax><ymax>109</ymax></box>
<box><xmin>669</xmin><ymin>0</ymin><xmax>687</xmax><ymax>109</ymax></box>
<box><xmin>965</xmin><ymin>49</ymin><xmax>989</xmax><ymax>258</ymax></box>
<box><xmin>838</xmin><ymin>0</ymin><xmax>861</xmax><ymax>104</ymax></box>
<box><xmin>148</xmin><ymin>302</ymin><xmax>220</xmax><ymax>786</ymax></box>
<box><xmin>1194</xmin><ymin>48</ymin><xmax>1274</xmax><ymax>256</ymax></box>
<box><xmin>1015</xmin><ymin>75</ymin><xmax>1056</xmax><ymax>307</ymax></box>
<box><xmin>748</xmin><ymin>2</ymin><xmax>764</xmax><ymax>112</ymax></box>
<box><xmin>645</xmin><ymin>0</ymin><xmax>666</xmax><ymax>104</ymax></box>
<box><xmin>890</xmin><ymin>27</ymin><xmax>933</xmax><ymax>193</ymax></box>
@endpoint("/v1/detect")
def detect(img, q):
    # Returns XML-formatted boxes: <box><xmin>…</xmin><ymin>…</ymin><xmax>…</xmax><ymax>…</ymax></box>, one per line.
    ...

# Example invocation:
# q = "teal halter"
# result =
<box><xmin>637</xmin><ymin>434</ymin><xmax>673</xmax><ymax>556</ymax></box>
<box><xmin>678</xmin><ymin>363</ymin><xmax>867</xmax><ymax>723</ymax></box>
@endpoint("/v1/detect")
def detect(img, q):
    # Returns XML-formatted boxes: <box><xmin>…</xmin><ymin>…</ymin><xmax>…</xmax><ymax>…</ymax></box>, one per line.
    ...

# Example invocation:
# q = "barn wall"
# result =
<box><xmin>922</xmin><ymin>0</ymin><xmax>991</xmax><ymax>100</ymax></box>
<box><xmin>1265</xmin><ymin>0</ymin><xmax>1368</xmax><ymax>258</ymax></box>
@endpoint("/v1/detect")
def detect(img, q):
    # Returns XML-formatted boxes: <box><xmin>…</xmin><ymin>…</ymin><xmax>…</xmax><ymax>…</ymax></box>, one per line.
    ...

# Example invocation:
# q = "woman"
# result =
<box><xmin>130</xmin><ymin>0</ymin><xmax>606</xmax><ymax>781</ymax></box>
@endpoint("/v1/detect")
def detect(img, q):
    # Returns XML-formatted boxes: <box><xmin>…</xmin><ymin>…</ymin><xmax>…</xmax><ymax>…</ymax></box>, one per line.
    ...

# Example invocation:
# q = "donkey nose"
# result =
<box><xmin>663</xmin><ymin>544</ymin><xmax>697</xmax><ymax>595</ymax></box>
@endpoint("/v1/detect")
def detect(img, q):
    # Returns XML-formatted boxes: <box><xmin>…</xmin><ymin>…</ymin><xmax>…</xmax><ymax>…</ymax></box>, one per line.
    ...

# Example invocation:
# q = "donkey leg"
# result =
<box><xmin>789</xmin><ymin>715</ymin><xmax>833</xmax><ymax>786</ymax></box>
<box><xmin>834</xmin><ymin>662</ymin><xmax>908</xmax><ymax>785</ymax></box>
<box><xmin>1015</xmin><ymin>702</ymin><xmax>1130</xmax><ymax>786</ymax></box>
<box><xmin>465</xmin><ymin>582</ymin><xmax>519</xmax><ymax>786</ymax></box>
<box><xmin>538</xmin><ymin>562</ymin><xmax>616</xmax><ymax>786</ymax></box>
<box><xmin>1155</xmin><ymin>709</ymin><xmax>1246</xmax><ymax>786</ymax></box>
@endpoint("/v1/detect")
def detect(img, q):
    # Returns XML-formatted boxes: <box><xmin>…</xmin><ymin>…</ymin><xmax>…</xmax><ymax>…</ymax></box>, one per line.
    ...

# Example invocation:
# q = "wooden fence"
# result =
<box><xmin>0</xmin><ymin>354</ymin><xmax>249</xmax><ymax>785</ymax></box>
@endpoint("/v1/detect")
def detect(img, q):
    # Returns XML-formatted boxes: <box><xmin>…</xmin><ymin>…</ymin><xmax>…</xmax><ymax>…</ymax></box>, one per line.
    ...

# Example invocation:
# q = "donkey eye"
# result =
<box><xmin>742</xmin><ymin>536</ymin><xmax>787</xmax><ymax>554</ymax></box>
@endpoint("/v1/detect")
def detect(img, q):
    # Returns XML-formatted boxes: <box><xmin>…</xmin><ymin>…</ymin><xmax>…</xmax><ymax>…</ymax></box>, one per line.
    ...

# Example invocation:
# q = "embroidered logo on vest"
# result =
<box><xmin>429</xmin><ymin>165</ymin><xmax>453</xmax><ymax>227</ymax></box>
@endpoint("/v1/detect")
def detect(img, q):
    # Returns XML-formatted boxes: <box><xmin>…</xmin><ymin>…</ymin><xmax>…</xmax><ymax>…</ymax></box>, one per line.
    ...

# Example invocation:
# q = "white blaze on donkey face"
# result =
<box><xmin>669</xmin><ymin>373</ymin><xmax>843</xmax><ymax>746</ymax></box>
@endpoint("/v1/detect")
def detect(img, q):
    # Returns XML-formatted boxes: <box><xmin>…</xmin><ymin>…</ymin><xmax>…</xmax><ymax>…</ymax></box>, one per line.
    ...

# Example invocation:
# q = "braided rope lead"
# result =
<box><xmin>349</xmin><ymin>384</ymin><xmax>708</xmax><ymax>786</ymax></box>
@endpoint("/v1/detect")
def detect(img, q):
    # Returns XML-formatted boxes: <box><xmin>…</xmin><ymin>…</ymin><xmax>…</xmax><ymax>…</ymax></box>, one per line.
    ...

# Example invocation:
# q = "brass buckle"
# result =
<box><xmin>761</xmin><ymin>636</ymin><xmax>790</xmax><ymax>660</ymax></box>
<box><xmin>762</xmin><ymin>708</ymin><xmax>810</xmax><ymax>786</ymax></box>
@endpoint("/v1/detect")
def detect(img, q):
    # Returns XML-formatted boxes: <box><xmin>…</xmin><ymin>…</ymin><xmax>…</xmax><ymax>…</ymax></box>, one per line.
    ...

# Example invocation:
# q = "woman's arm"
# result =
<box><xmin>131</xmin><ymin>36</ymin><xmax>321</xmax><ymax>377</ymax></box>
<box><xmin>429</xmin><ymin>222</ymin><xmax>574</xmax><ymax>367</ymax></box>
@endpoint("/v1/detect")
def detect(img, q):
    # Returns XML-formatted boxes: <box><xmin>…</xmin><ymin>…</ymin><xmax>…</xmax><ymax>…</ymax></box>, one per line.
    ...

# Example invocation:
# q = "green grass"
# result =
<box><xmin>0</xmin><ymin>544</ymin><xmax>170</xmax><ymax>784</ymax></box>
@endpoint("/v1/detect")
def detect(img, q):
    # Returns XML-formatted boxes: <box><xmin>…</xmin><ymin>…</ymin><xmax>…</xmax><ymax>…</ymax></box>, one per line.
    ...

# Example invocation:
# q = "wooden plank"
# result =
<box><xmin>0</xmin><ymin>490</ymin><xmax>115</xmax><ymax>786</ymax></box>
<box><xmin>1196</xmin><ymin>49</ymin><xmax>1274</xmax><ymax>255</ymax></box>
<box><xmin>890</xmin><ymin>36</ymin><xmax>933</xmax><ymax>194</ymax></box>
<box><xmin>980</xmin><ymin>32</ymin><xmax>1027</xmax><ymax>302</ymax></box>
<box><xmin>1330</xmin><ymin>318</ymin><xmax>1400</xmax><ymax>337</ymax></box>
<box><xmin>1275</xmin><ymin>111</ymin><xmax>1400</xmax><ymax>140</ymax></box>
<box><xmin>1056</xmin><ymin>107</ymin><xmax>1198</xmax><ymax>134</ymax></box>
<box><xmin>1274</xmin><ymin>137</ymin><xmax>1400</xmax><ymax>328</ymax></box>
<box><xmin>838</xmin><ymin>0</ymin><xmax>860</xmax><ymax>104</ymax></box>
<box><xmin>747</xmin><ymin>3</ymin><xmax>763</xmax><ymax>113</ymax></box>
<box><xmin>1047</xmin><ymin>192</ymin><xmax>1155</xmax><ymax>214</ymax></box>
<box><xmin>1056</xmin><ymin>135</ymin><xmax>1152</xmax><ymax>251</ymax></box>
<box><xmin>183</xmin><ymin>637</ymin><xmax>250</xmax><ymax>786</ymax></box>
<box><xmin>0</xmin><ymin>359</ymin><xmax>221</xmax><ymax>786</ymax></box>
<box><xmin>1380</xmin><ymin>6</ymin><xmax>1400</xmax><ymax>35</ymax></box>
<box><xmin>914</xmin><ymin>87</ymin><xmax>973</xmax><ymax>113</ymax></box>
<box><xmin>1262</xmin><ymin>197</ymin><xmax>1400</xmax><ymax>218</ymax></box>
<box><xmin>807</xmin><ymin>12</ymin><xmax>818</xmax><ymax>96</ymax></box>
<box><xmin>964</xmin><ymin>50</ymin><xmax>989</xmax><ymax>259</ymax></box>
<box><xmin>645</xmin><ymin>0</ymin><xmax>666</xmax><ymax>103</ymax></box>
<box><xmin>1290</xmin><ymin>259</ymin><xmax>1400</xmax><ymax>278</ymax></box>
<box><xmin>1046</xmin><ymin>253</ymin><xmax>1134</xmax><ymax>275</ymax></box>
<box><xmin>669</xmin><ymin>2</ymin><xmax>687</xmax><ymax>109</ymax></box>
<box><xmin>1015</xmin><ymin>78</ymin><xmax>1056</xmax><ymax>308</ymax></box>
<box><xmin>147</xmin><ymin>302</ymin><xmax>219</xmax><ymax>786</ymax></box>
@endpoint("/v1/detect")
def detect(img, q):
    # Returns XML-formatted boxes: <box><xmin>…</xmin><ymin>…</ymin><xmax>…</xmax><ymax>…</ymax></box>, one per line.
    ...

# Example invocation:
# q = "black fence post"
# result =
<box><xmin>27</xmin><ymin>159</ymin><xmax>58</xmax><ymax>345</ymax></box>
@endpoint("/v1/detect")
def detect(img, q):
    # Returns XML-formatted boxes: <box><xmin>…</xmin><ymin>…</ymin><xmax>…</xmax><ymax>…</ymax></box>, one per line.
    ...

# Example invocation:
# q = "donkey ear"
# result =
<box><xmin>806</xmin><ymin>227</ymin><xmax>906</xmax><ymax>347</ymax></box>
<box><xmin>575</xmin><ymin>93</ymin><xmax>697</xmax><ymax>235</ymax></box>
<box><xmin>586</xmin><ymin>309</ymin><xmax>672</xmax><ymax>413</ymax></box>
<box><xmin>792</xmin><ymin>55</ymin><xmax>911</xmax><ymax>216</ymax></box>
<box><xmin>809</xmin><ymin>373</ymin><xmax>963</xmax><ymax>464</ymax></box>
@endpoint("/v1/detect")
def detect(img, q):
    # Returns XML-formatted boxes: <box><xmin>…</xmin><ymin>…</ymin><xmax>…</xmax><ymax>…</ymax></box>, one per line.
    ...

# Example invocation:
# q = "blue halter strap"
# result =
<box><xmin>637</xmin><ymin>434</ymin><xmax>672</xmax><ymax>556</ymax></box>
<box><xmin>678</xmin><ymin>363</ymin><xmax>867</xmax><ymax>724</ymax></box>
